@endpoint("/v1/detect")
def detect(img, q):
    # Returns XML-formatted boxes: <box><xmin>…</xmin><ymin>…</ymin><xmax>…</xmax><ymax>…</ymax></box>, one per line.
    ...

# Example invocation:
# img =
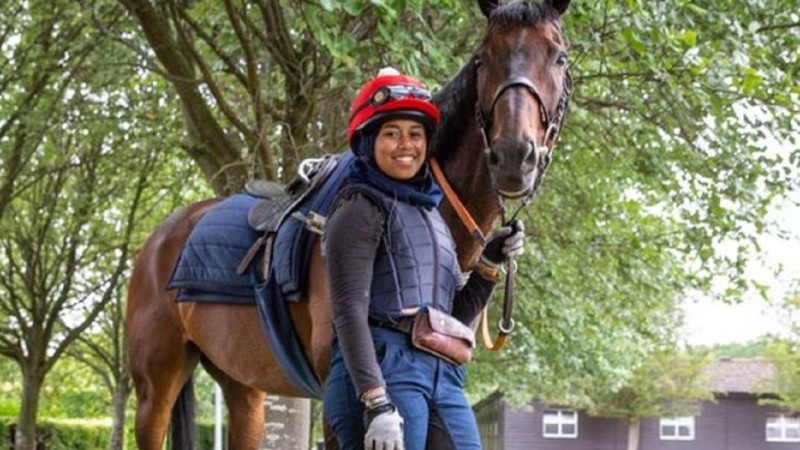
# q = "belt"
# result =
<box><xmin>368</xmin><ymin>316</ymin><xmax>415</xmax><ymax>334</ymax></box>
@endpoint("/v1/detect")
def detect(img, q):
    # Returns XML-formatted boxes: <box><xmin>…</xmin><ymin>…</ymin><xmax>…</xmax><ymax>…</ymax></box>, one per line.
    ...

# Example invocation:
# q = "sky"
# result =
<box><xmin>681</xmin><ymin>192</ymin><xmax>800</xmax><ymax>346</ymax></box>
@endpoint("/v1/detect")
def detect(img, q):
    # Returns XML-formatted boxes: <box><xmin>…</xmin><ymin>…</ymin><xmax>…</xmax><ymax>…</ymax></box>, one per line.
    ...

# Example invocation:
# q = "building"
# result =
<box><xmin>473</xmin><ymin>358</ymin><xmax>800</xmax><ymax>450</ymax></box>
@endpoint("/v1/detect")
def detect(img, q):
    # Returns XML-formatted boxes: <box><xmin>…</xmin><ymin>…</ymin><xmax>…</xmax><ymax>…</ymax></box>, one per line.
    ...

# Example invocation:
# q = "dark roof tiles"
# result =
<box><xmin>704</xmin><ymin>358</ymin><xmax>775</xmax><ymax>394</ymax></box>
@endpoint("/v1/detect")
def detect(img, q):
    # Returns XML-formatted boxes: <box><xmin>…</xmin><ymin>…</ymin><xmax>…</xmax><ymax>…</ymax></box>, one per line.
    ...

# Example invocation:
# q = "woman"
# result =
<box><xmin>323</xmin><ymin>68</ymin><xmax>524</xmax><ymax>450</ymax></box>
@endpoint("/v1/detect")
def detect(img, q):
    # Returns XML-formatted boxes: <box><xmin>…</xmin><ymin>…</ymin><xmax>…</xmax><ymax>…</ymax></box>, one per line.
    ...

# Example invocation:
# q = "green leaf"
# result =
<box><xmin>679</xmin><ymin>29</ymin><xmax>697</xmax><ymax>47</ymax></box>
<box><xmin>319</xmin><ymin>0</ymin><xmax>335</xmax><ymax>11</ymax></box>
<box><xmin>342</xmin><ymin>0</ymin><xmax>364</xmax><ymax>15</ymax></box>
<box><xmin>621</xmin><ymin>27</ymin><xmax>647</xmax><ymax>55</ymax></box>
<box><xmin>742</xmin><ymin>67</ymin><xmax>764</xmax><ymax>94</ymax></box>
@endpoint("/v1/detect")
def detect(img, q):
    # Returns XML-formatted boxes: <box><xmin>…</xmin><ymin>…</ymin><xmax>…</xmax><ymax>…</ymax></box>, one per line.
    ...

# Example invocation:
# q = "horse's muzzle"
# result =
<box><xmin>487</xmin><ymin>139</ymin><xmax>538</xmax><ymax>199</ymax></box>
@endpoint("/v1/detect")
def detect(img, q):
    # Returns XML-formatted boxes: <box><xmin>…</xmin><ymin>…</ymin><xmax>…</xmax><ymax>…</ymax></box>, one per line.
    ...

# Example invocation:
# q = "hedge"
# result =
<box><xmin>0</xmin><ymin>416</ymin><xmax>219</xmax><ymax>449</ymax></box>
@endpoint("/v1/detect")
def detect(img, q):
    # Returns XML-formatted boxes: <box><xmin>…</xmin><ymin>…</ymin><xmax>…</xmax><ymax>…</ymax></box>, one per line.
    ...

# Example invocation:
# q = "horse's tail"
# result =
<box><xmin>169</xmin><ymin>376</ymin><xmax>196</xmax><ymax>450</ymax></box>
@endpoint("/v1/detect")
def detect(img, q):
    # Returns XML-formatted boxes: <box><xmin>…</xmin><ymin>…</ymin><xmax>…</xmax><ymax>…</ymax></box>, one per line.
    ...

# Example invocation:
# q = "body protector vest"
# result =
<box><xmin>335</xmin><ymin>183</ymin><xmax>462</xmax><ymax>321</ymax></box>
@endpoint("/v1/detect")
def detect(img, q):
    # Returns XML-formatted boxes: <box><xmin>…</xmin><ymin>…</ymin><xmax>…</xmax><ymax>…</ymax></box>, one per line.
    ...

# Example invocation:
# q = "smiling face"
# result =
<box><xmin>373</xmin><ymin>119</ymin><xmax>428</xmax><ymax>180</ymax></box>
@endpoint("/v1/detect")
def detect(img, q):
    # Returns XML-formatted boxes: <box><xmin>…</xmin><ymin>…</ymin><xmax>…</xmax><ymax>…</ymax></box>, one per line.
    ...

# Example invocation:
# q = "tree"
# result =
<box><xmin>1</xmin><ymin>1</ymin><xmax>204</xmax><ymax>446</ymax></box>
<box><xmin>583</xmin><ymin>351</ymin><xmax>713</xmax><ymax>450</ymax></box>
<box><xmin>110</xmin><ymin>0</ymin><xmax>477</xmax><ymax>194</ymax></box>
<box><xmin>0</xmin><ymin>6</ymin><xmax>181</xmax><ymax>446</ymax></box>
<box><xmin>0</xmin><ymin>2</ymin><xmax>131</xmax><ymax>448</ymax></box>
<box><xmin>0</xmin><ymin>138</ymin><xmax>152</xmax><ymax>450</ymax></box>
<box><xmin>69</xmin><ymin>290</ymin><xmax>132</xmax><ymax>450</ymax></box>
<box><xmin>694</xmin><ymin>338</ymin><xmax>772</xmax><ymax>358</ymax></box>
<box><xmin>0</xmin><ymin>1</ymin><xmax>94</xmax><ymax>224</ymax></box>
<box><xmin>761</xmin><ymin>340</ymin><xmax>800</xmax><ymax>413</ymax></box>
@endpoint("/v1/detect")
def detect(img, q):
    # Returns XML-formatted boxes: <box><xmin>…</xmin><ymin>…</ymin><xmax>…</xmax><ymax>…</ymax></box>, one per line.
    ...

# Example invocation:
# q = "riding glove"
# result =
<box><xmin>481</xmin><ymin>219</ymin><xmax>525</xmax><ymax>266</ymax></box>
<box><xmin>364</xmin><ymin>401</ymin><xmax>404</xmax><ymax>450</ymax></box>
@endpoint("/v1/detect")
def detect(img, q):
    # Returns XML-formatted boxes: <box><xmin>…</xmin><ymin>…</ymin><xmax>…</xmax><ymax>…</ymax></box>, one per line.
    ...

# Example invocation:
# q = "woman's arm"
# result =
<box><xmin>451</xmin><ymin>273</ymin><xmax>496</xmax><ymax>326</ymax></box>
<box><xmin>324</xmin><ymin>193</ymin><xmax>386</xmax><ymax>398</ymax></box>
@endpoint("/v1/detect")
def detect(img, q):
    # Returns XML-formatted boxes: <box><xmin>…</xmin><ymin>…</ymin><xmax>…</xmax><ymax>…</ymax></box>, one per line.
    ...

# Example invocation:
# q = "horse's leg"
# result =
<box><xmin>127</xmin><ymin>202</ymin><xmax>217</xmax><ymax>450</ymax></box>
<box><xmin>128</xmin><ymin>283</ymin><xmax>202</xmax><ymax>450</ymax></box>
<box><xmin>129</xmin><ymin>336</ymin><xmax>200</xmax><ymax>450</ymax></box>
<box><xmin>202</xmin><ymin>358</ymin><xmax>266</xmax><ymax>450</ymax></box>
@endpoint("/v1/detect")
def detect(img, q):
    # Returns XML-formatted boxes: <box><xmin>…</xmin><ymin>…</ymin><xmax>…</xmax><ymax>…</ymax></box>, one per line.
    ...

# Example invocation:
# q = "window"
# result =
<box><xmin>543</xmin><ymin>410</ymin><xmax>578</xmax><ymax>438</ymax></box>
<box><xmin>766</xmin><ymin>414</ymin><xmax>800</xmax><ymax>442</ymax></box>
<box><xmin>660</xmin><ymin>416</ymin><xmax>695</xmax><ymax>440</ymax></box>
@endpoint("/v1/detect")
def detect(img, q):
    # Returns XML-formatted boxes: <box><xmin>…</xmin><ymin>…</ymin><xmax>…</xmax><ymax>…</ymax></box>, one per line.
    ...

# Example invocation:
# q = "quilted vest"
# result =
<box><xmin>336</xmin><ymin>184</ymin><xmax>461</xmax><ymax>321</ymax></box>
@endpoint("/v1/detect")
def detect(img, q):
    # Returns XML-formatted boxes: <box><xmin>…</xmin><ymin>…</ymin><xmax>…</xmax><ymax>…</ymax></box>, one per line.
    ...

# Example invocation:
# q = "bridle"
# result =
<box><xmin>433</xmin><ymin>68</ymin><xmax>572</xmax><ymax>241</ymax></box>
<box><xmin>478</xmin><ymin>69</ymin><xmax>571</xmax><ymax>350</ymax></box>
<box><xmin>431</xmin><ymin>60</ymin><xmax>572</xmax><ymax>352</ymax></box>
<box><xmin>434</xmin><ymin>61</ymin><xmax>572</xmax><ymax>242</ymax></box>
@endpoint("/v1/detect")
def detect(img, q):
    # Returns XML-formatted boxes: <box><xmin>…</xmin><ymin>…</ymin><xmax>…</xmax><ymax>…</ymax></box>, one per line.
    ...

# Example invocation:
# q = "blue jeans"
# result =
<box><xmin>324</xmin><ymin>327</ymin><xmax>482</xmax><ymax>450</ymax></box>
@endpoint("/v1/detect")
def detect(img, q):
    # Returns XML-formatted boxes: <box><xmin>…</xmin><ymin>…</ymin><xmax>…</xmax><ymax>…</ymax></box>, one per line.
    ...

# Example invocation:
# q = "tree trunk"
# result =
<box><xmin>627</xmin><ymin>419</ymin><xmax>641</xmax><ymax>450</ymax></box>
<box><xmin>109</xmin><ymin>384</ymin><xmax>131</xmax><ymax>450</ymax></box>
<box><xmin>15</xmin><ymin>372</ymin><xmax>44</xmax><ymax>450</ymax></box>
<box><xmin>261</xmin><ymin>396</ymin><xmax>310</xmax><ymax>450</ymax></box>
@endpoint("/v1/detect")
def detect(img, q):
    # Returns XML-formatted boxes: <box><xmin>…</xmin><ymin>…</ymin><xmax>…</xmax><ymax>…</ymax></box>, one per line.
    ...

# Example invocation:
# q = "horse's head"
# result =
<box><xmin>476</xmin><ymin>0</ymin><xmax>572</xmax><ymax>199</ymax></box>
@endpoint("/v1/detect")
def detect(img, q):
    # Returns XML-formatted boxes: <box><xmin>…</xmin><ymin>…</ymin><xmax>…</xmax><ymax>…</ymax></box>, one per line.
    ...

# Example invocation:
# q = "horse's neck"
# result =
<box><xmin>438</xmin><ymin>128</ymin><xmax>501</xmax><ymax>270</ymax></box>
<box><xmin>433</xmin><ymin>60</ymin><xmax>501</xmax><ymax>269</ymax></box>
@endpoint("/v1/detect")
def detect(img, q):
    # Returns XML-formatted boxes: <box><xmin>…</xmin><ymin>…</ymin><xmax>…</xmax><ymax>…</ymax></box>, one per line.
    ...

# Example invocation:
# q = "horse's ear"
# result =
<box><xmin>547</xmin><ymin>0</ymin><xmax>570</xmax><ymax>15</ymax></box>
<box><xmin>478</xmin><ymin>0</ymin><xmax>500</xmax><ymax>18</ymax></box>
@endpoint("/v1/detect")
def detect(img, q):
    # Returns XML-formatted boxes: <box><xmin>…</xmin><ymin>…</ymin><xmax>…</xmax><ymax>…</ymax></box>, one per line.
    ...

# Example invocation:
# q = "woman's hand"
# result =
<box><xmin>480</xmin><ymin>219</ymin><xmax>525</xmax><ymax>266</ymax></box>
<box><xmin>364</xmin><ymin>402</ymin><xmax>404</xmax><ymax>450</ymax></box>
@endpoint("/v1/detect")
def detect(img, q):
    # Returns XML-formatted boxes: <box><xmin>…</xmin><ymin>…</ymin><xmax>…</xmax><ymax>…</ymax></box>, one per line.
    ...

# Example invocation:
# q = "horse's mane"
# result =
<box><xmin>430</xmin><ymin>59</ymin><xmax>478</xmax><ymax>162</ymax></box>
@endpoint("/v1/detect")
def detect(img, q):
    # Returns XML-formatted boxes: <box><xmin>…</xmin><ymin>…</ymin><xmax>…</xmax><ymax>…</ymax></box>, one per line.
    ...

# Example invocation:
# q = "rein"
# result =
<box><xmin>433</xmin><ymin>68</ymin><xmax>572</xmax><ymax>352</ymax></box>
<box><xmin>429</xmin><ymin>159</ymin><xmax>487</xmax><ymax>246</ymax></box>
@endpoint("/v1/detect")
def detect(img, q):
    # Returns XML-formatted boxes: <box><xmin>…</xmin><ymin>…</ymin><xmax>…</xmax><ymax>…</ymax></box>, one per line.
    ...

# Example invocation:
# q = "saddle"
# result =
<box><xmin>236</xmin><ymin>154</ymin><xmax>344</xmax><ymax>279</ymax></box>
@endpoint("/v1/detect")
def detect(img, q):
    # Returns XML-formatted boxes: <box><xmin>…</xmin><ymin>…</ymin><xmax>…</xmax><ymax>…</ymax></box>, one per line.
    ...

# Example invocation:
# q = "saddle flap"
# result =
<box><xmin>247</xmin><ymin>194</ymin><xmax>295</xmax><ymax>231</ymax></box>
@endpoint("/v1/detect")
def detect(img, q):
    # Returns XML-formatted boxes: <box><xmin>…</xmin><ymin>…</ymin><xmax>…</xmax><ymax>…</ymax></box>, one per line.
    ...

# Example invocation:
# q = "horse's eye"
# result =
<box><xmin>474</xmin><ymin>56</ymin><xmax>483</xmax><ymax>69</ymax></box>
<box><xmin>556</xmin><ymin>53</ymin><xmax>568</xmax><ymax>67</ymax></box>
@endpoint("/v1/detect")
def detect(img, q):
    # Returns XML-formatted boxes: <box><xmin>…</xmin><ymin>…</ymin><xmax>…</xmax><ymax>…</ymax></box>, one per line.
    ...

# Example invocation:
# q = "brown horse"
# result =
<box><xmin>127</xmin><ymin>0</ymin><xmax>572</xmax><ymax>448</ymax></box>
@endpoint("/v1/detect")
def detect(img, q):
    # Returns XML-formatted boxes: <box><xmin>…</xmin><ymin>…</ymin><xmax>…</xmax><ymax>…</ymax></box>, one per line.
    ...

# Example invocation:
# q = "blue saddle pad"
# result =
<box><xmin>168</xmin><ymin>194</ymin><xmax>260</xmax><ymax>303</ymax></box>
<box><xmin>168</xmin><ymin>151</ymin><xmax>355</xmax><ymax>303</ymax></box>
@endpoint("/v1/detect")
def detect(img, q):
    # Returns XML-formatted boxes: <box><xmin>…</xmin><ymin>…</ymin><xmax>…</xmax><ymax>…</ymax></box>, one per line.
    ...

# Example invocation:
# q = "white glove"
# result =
<box><xmin>481</xmin><ymin>219</ymin><xmax>525</xmax><ymax>266</ymax></box>
<box><xmin>364</xmin><ymin>404</ymin><xmax>404</xmax><ymax>450</ymax></box>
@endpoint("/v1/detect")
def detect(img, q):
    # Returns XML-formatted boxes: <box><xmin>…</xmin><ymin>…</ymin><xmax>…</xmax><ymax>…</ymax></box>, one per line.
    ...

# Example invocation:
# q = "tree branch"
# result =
<box><xmin>254</xmin><ymin>0</ymin><xmax>299</xmax><ymax>74</ymax></box>
<box><xmin>756</xmin><ymin>21</ymin><xmax>800</xmax><ymax>33</ymax></box>
<box><xmin>176</xmin><ymin>3</ymin><xmax>250</xmax><ymax>88</ymax></box>
<box><xmin>118</xmin><ymin>0</ymin><xmax>247</xmax><ymax>194</ymax></box>
<box><xmin>170</xmin><ymin>4</ymin><xmax>256</xmax><ymax>144</ymax></box>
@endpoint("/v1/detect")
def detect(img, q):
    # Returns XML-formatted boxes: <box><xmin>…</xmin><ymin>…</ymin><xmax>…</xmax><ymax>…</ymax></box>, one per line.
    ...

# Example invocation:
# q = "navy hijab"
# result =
<box><xmin>348</xmin><ymin>131</ymin><xmax>443</xmax><ymax>210</ymax></box>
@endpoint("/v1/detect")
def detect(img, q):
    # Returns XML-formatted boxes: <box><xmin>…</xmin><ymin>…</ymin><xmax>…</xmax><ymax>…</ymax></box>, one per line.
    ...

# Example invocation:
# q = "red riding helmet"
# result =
<box><xmin>347</xmin><ymin>68</ymin><xmax>440</xmax><ymax>148</ymax></box>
